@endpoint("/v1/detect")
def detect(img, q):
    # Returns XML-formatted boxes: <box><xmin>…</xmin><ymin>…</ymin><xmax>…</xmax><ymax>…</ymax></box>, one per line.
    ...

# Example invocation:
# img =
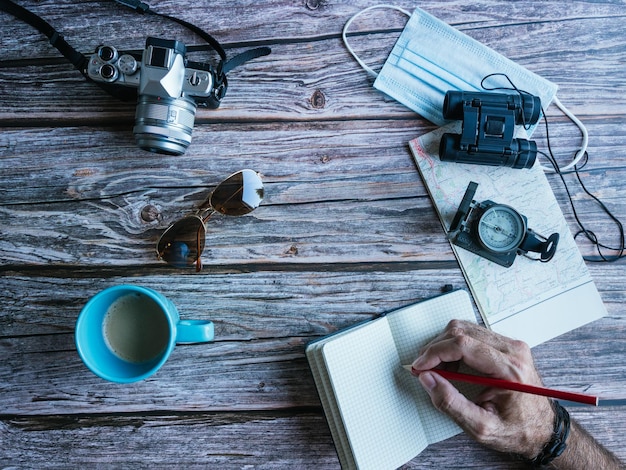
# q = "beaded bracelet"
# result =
<box><xmin>528</xmin><ymin>401</ymin><xmax>571</xmax><ymax>468</ymax></box>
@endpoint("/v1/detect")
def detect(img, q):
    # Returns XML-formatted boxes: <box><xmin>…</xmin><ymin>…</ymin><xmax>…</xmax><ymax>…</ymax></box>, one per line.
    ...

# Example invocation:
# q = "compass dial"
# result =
<box><xmin>477</xmin><ymin>204</ymin><xmax>526</xmax><ymax>253</ymax></box>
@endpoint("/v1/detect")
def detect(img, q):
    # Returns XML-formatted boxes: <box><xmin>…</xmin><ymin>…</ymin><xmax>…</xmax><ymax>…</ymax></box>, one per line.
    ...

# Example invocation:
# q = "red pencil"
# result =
<box><xmin>406</xmin><ymin>366</ymin><xmax>599</xmax><ymax>406</ymax></box>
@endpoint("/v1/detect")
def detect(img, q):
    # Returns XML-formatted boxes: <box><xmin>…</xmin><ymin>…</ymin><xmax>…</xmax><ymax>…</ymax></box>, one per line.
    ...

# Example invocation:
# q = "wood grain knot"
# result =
<box><xmin>305</xmin><ymin>0</ymin><xmax>326</xmax><ymax>10</ymax></box>
<box><xmin>140</xmin><ymin>205</ymin><xmax>161</xmax><ymax>223</ymax></box>
<box><xmin>310</xmin><ymin>89</ymin><xmax>326</xmax><ymax>109</ymax></box>
<box><xmin>73</xmin><ymin>168</ymin><xmax>95</xmax><ymax>177</ymax></box>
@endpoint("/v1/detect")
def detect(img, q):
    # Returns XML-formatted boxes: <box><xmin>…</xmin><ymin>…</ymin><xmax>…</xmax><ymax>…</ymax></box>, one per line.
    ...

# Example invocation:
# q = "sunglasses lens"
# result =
<box><xmin>157</xmin><ymin>216</ymin><xmax>206</xmax><ymax>268</ymax></box>
<box><xmin>211</xmin><ymin>169</ymin><xmax>264</xmax><ymax>216</ymax></box>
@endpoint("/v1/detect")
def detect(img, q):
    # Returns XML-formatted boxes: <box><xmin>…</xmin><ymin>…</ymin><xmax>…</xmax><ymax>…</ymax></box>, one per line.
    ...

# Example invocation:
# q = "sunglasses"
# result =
<box><xmin>157</xmin><ymin>169</ymin><xmax>264</xmax><ymax>271</ymax></box>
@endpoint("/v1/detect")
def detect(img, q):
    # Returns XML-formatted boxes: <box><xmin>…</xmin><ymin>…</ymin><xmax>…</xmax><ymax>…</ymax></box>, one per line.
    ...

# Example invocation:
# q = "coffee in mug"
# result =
<box><xmin>103</xmin><ymin>292</ymin><xmax>170</xmax><ymax>363</ymax></box>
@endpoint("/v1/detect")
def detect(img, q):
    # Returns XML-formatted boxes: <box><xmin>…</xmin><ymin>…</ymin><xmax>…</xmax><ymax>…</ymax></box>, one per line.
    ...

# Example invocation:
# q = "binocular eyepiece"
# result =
<box><xmin>442</xmin><ymin>91</ymin><xmax>541</xmax><ymax>124</ymax></box>
<box><xmin>439</xmin><ymin>91</ymin><xmax>542</xmax><ymax>169</ymax></box>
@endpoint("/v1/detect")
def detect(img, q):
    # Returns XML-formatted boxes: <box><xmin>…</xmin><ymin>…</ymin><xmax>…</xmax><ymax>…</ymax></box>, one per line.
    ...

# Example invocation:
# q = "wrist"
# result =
<box><xmin>525</xmin><ymin>401</ymin><xmax>571</xmax><ymax>468</ymax></box>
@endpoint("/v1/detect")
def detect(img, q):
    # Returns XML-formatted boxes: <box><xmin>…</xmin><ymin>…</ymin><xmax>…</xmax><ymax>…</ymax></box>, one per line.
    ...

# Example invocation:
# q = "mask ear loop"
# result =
<box><xmin>548</xmin><ymin>96</ymin><xmax>589</xmax><ymax>173</ymax></box>
<box><xmin>481</xmin><ymin>73</ymin><xmax>589</xmax><ymax>173</ymax></box>
<box><xmin>342</xmin><ymin>5</ymin><xmax>411</xmax><ymax>79</ymax></box>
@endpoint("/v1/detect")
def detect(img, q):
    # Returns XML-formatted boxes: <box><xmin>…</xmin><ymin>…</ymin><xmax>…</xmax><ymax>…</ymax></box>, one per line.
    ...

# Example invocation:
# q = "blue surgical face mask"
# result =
<box><xmin>343</xmin><ymin>5</ymin><xmax>587</xmax><ymax>171</ymax></box>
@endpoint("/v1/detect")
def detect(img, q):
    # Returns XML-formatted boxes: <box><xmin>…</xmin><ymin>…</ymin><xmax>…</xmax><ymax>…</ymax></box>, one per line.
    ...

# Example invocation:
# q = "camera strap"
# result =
<box><xmin>114</xmin><ymin>0</ymin><xmax>228</xmax><ymax>62</ymax></box>
<box><xmin>113</xmin><ymin>0</ymin><xmax>271</xmax><ymax>101</ymax></box>
<box><xmin>0</xmin><ymin>0</ymin><xmax>89</xmax><ymax>78</ymax></box>
<box><xmin>0</xmin><ymin>0</ymin><xmax>271</xmax><ymax>101</ymax></box>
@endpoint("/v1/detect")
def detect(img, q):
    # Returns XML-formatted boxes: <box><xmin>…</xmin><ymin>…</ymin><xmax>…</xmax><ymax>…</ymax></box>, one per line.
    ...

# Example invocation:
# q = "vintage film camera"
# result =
<box><xmin>88</xmin><ymin>37</ymin><xmax>224</xmax><ymax>156</ymax></box>
<box><xmin>439</xmin><ymin>91</ymin><xmax>542</xmax><ymax>169</ymax></box>
<box><xmin>448</xmin><ymin>182</ymin><xmax>560</xmax><ymax>267</ymax></box>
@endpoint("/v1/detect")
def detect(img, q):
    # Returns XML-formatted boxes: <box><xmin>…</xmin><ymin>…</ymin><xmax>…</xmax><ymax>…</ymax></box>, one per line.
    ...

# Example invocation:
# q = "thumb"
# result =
<box><xmin>418</xmin><ymin>371</ymin><xmax>485</xmax><ymax>433</ymax></box>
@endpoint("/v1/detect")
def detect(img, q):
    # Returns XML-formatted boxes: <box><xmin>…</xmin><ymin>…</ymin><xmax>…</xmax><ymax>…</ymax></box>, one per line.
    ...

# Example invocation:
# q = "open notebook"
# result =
<box><xmin>306</xmin><ymin>290</ymin><xmax>478</xmax><ymax>470</ymax></box>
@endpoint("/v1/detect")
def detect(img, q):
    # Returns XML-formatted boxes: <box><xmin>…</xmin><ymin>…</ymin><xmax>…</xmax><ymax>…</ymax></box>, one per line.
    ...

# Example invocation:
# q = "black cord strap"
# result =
<box><xmin>480</xmin><ymin>73</ymin><xmax>625</xmax><ymax>262</ymax></box>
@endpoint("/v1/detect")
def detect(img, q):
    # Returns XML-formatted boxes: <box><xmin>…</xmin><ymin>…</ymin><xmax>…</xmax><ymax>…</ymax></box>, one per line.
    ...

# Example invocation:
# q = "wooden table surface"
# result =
<box><xmin>1</xmin><ymin>0</ymin><xmax>625</xmax><ymax>468</ymax></box>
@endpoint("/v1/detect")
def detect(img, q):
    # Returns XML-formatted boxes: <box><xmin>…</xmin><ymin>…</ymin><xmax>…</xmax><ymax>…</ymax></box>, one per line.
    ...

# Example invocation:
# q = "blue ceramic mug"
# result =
<box><xmin>75</xmin><ymin>285</ymin><xmax>214</xmax><ymax>383</ymax></box>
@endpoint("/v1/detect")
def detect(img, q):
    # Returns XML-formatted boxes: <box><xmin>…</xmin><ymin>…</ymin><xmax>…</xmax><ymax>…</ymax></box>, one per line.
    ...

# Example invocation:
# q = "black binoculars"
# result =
<box><xmin>439</xmin><ymin>91</ymin><xmax>542</xmax><ymax>169</ymax></box>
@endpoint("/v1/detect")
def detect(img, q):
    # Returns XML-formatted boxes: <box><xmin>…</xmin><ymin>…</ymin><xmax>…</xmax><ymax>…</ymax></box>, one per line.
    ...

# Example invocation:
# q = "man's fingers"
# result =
<box><xmin>418</xmin><ymin>371</ymin><xmax>496</xmax><ymax>442</ymax></box>
<box><xmin>412</xmin><ymin>337</ymin><xmax>465</xmax><ymax>371</ymax></box>
<box><xmin>419</xmin><ymin>372</ymin><xmax>491</xmax><ymax>439</ymax></box>
<box><xmin>413</xmin><ymin>332</ymin><xmax>511</xmax><ymax>377</ymax></box>
<box><xmin>413</xmin><ymin>320</ymin><xmax>534</xmax><ymax>381</ymax></box>
<box><xmin>419</xmin><ymin>320</ymin><xmax>524</xmax><ymax>357</ymax></box>
<box><xmin>444</xmin><ymin>320</ymin><xmax>515</xmax><ymax>353</ymax></box>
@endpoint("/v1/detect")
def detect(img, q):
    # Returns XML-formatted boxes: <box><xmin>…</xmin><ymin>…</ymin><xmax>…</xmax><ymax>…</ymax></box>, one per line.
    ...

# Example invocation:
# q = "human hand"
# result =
<box><xmin>411</xmin><ymin>319</ymin><xmax>554</xmax><ymax>459</ymax></box>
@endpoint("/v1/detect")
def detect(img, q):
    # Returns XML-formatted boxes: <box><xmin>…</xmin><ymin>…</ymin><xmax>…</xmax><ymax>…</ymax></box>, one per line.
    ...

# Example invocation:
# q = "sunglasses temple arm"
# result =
<box><xmin>195</xmin><ymin>214</ymin><xmax>208</xmax><ymax>272</ymax></box>
<box><xmin>201</xmin><ymin>209</ymin><xmax>216</xmax><ymax>223</ymax></box>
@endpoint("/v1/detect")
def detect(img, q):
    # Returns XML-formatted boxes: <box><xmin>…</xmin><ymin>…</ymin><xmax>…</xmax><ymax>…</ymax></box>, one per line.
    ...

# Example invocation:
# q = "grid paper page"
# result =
<box><xmin>387</xmin><ymin>289</ymin><xmax>478</xmax><ymax>443</ymax></box>
<box><xmin>322</xmin><ymin>320</ymin><xmax>428</xmax><ymax>470</ymax></box>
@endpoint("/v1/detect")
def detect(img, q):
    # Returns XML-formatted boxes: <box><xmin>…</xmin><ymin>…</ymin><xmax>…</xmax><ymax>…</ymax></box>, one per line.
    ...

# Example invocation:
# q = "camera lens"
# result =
<box><xmin>133</xmin><ymin>96</ymin><xmax>197</xmax><ymax>156</ymax></box>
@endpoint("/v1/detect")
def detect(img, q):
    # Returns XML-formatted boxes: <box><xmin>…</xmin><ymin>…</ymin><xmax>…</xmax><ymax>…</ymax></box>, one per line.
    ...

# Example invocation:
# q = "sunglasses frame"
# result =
<box><xmin>156</xmin><ymin>169</ymin><xmax>263</xmax><ymax>271</ymax></box>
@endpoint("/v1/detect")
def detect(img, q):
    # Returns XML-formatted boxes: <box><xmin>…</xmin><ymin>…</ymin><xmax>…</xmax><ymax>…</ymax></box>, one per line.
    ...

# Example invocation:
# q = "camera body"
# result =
<box><xmin>439</xmin><ymin>91</ymin><xmax>542</xmax><ymax>169</ymax></box>
<box><xmin>88</xmin><ymin>37</ymin><xmax>225</xmax><ymax>155</ymax></box>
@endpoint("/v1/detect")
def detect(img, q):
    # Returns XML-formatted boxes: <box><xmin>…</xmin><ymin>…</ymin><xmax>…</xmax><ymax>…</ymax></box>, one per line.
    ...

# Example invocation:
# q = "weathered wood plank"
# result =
<box><xmin>1</xmin><ymin>322</ymin><xmax>624</xmax><ymax>415</ymax></box>
<box><xmin>2</xmin><ymin>0</ymin><xmax>625</xmax><ymax>60</ymax></box>
<box><xmin>1</xmin><ymin>4</ymin><xmax>625</xmax><ymax>123</ymax></box>
<box><xmin>0</xmin><ymin>411</ymin><xmax>341</xmax><ymax>469</ymax></box>
<box><xmin>0</xmin><ymin>267</ymin><xmax>624</xmax><ymax>416</ymax></box>
<box><xmin>0</xmin><ymin>117</ymin><xmax>623</xmax><ymax>266</ymax></box>
<box><xmin>0</xmin><ymin>271</ymin><xmax>469</xmax><ymax>341</ymax></box>
<box><xmin>0</xmin><ymin>412</ymin><xmax>509</xmax><ymax>469</ymax></box>
<box><xmin>0</xmin><ymin>196</ymin><xmax>455</xmax><ymax>266</ymax></box>
<box><xmin>3</xmin><ymin>408</ymin><xmax>623</xmax><ymax>468</ymax></box>
<box><xmin>2</xmin><ymin>118</ymin><xmax>623</xmax><ymax>204</ymax></box>
<box><xmin>1</xmin><ymin>265</ymin><xmax>623</xmax><ymax>337</ymax></box>
<box><xmin>0</xmin><ymin>187</ymin><xmax>621</xmax><ymax>266</ymax></box>
<box><xmin>1</xmin><ymin>30</ymin><xmax>625</xmax><ymax>125</ymax></box>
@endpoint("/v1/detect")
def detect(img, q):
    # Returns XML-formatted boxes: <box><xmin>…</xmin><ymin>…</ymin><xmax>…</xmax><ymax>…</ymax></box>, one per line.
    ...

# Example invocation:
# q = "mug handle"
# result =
<box><xmin>176</xmin><ymin>320</ymin><xmax>215</xmax><ymax>343</ymax></box>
